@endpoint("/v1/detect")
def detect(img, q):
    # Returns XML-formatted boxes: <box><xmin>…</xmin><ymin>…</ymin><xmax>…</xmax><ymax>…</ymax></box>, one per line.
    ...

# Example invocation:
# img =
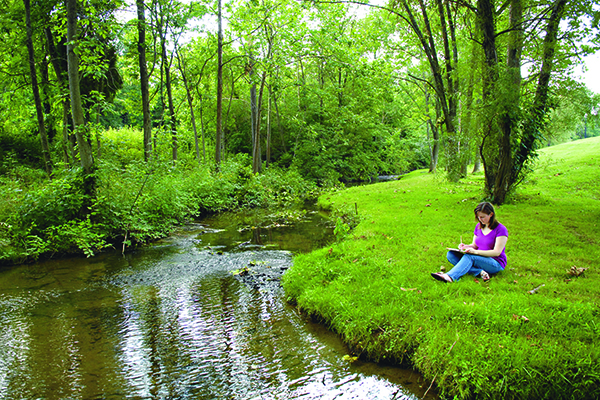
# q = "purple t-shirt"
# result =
<box><xmin>474</xmin><ymin>223</ymin><xmax>508</xmax><ymax>268</ymax></box>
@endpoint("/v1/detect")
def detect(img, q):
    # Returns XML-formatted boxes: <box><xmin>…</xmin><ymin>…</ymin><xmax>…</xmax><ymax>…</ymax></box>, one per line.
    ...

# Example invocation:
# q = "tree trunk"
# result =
<box><xmin>137</xmin><ymin>0</ymin><xmax>152</xmax><ymax>161</ymax></box>
<box><xmin>40</xmin><ymin>55</ymin><xmax>57</xmax><ymax>145</ymax></box>
<box><xmin>272</xmin><ymin>91</ymin><xmax>286</xmax><ymax>153</ymax></box>
<box><xmin>45</xmin><ymin>28</ymin><xmax>76</xmax><ymax>164</ymax></box>
<box><xmin>250</xmin><ymin>50</ymin><xmax>260</xmax><ymax>174</ymax></box>
<box><xmin>63</xmin><ymin>102</ymin><xmax>76</xmax><ymax>163</ymax></box>
<box><xmin>491</xmin><ymin>0</ymin><xmax>523</xmax><ymax>204</ymax></box>
<box><xmin>159</xmin><ymin>25</ymin><xmax>177</xmax><ymax>162</ymax></box>
<box><xmin>402</xmin><ymin>0</ymin><xmax>458</xmax><ymax>180</ymax></box>
<box><xmin>477</xmin><ymin>0</ymin><xmax>499</xmax><ymax>196</ymax></box>
<box><xmin>512</xmin><ymin>0</ymin><xmax>567</xmax><ymax>184</ymax></box>
<box><xmin>199</xmin><ymin>94</ymin><xmax>206</xmax><ymax>163</ymax></box>
<box><xmin>435</xmin><ymin>0</ymin><xmax>462</xmax><ymax>181</ymax></box>
<box><xmin>255</xmin><ymin>72</ymin><xmax>267</xmax><ymax>173</ymax></box>
<box><xmin>266</xmin><ymin>84</ymin><xmax>271</xmax><ymax>167</ymax></box>
<box><xmin>177</xmin><ymin>50</ymin><xmax>201</xmax><ymax>164</ymax></box>
<box><xmin>462</xmin><ymin>39</ymin><xmax>478</xmax><ymax>175</ymax></box>
<box><xmin>166</xmin><ymin>69</ymin><xmax>177</xmax><ymax>162</ymax></box>
<box><xmin>293</xmin><ymin>58</ymin><xmax>306</xmax><ymax>156</ymax></box>
<box><xmin>337</xmin><ymin>67</ymin><xmax>345</xmax><ymax>108</ymax></box>
<box><xmin>425</xmin><ymin>84</ymin><xmax>439</xmax><ymax>173</ymax></box>
<box><xmin>24</xmin><ymin>0</ymin><xmax>52</xmax><ymax>177</ymax></box>
<box><xmin>318</xmin><ymin>62</ymin><xmax>324</xmax><ymax>119</ymax></box>
<box><xmin>223</xmin><ymin>68</ymin><xmax>244</xmax><ymax>159</ymax></box>
<box><xmin>215</xmin><ymin>0</ymin><xmax>224</xmax><ymax>169</ymax></box>
<box><xmin>472</xmin><ymin>148</ymin><xmax>481</xmax><ymax>173</ymax></box>
<box><xmin>66</xmin><ymin>0</ymin><xmax>95</xmax><ymax>191</ymax></box>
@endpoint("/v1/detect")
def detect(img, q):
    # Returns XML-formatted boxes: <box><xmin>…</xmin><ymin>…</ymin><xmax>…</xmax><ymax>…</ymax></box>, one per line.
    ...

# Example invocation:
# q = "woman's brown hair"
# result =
<box><xmin>474</xmin><ymin>202</ymin><xmax>499</xmax><ymax>230</ymax></box>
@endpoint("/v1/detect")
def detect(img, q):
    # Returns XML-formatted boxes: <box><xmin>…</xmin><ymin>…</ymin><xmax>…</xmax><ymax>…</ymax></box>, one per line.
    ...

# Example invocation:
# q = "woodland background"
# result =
<box><xmin>0</xmin><ymin>0</ymin><xmax>599</xmax><ymax>262</ymax></box>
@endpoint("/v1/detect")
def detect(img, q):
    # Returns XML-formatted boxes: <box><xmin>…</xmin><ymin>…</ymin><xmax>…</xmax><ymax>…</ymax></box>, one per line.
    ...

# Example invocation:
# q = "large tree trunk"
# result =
<box><xmin>66</xmin><ymin>0</ymin><xmax>95</xmax><ymax>192</ymax></box>
<box><xmin>477</xmin><ymin>0</ymin><xmax>500</xmax><ymax>197</ymax></box>
<box><xmin>254</xmin><ymin>71</ymin><xmax>267</xmax><ymax>174</ymax></box>
<box><xmin>137</xmin><ymin>0</ymin><xmax>152</xmax><ymax>161</ymax></box>
<box><xmin>491</xmin><ymin>0</ymin><xmax>523</xmax><ymax>204</ymax></box>
<box><xmin>24</xmin><ymin>0</ymin><xmax>52</xmax><ymax>177</ymax></box>
<box><xmin>215</xmin><ymin>0</ymin><xmax>224</xmax><ymax>169</ymax></box>
<box><xmin>478</xmin><ymin>0</ymin><xmax>565</xmax><ymax>204</ymax></box>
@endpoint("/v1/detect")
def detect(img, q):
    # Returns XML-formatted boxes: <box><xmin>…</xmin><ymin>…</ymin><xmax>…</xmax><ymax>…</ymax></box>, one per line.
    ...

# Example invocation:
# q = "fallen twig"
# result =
<box><xmin>528</xmin><ymin>284</ymin><xmax>545</xmax><ymax>295</ymax></box>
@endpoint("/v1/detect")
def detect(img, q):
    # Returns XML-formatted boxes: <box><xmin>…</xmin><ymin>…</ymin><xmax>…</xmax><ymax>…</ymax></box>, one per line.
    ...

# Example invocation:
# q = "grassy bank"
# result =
<box><xmin>282</xmin><ymin>136</ymin><xmax>600</xmax><ymax>399</ymax></box>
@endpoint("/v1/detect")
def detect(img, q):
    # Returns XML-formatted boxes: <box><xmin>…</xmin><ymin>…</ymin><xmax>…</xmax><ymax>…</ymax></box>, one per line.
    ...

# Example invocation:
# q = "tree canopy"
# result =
<box><xmin>1</xmin><ymin>0</ymin><xmax>599</xmax><ymax>203</ymax></box>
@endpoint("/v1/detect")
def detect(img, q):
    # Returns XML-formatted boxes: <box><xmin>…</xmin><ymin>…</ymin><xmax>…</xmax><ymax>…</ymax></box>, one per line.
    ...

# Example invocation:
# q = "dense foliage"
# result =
<box><xmin>0</xmin><ymin>128</ymin><xmax>320</xmax><ymax>264</ymax></box>
<box><xmin>1</xmin><ymin>0</ymin><xmax>598</xmax><ymax>179</ymax></box>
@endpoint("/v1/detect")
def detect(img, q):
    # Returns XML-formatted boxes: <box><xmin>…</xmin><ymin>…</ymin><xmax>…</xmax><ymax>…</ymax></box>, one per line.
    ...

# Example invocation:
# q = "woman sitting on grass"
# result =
<box><xmin>431</xmin><ymin>202</ymin><xmax>508</xmax><ymax>283</ymax></box>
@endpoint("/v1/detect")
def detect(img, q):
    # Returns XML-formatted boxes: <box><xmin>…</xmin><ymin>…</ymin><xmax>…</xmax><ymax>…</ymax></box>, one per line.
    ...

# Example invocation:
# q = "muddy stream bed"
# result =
<box><xmin>0</xmin><ymin>207</ymin><xmax>437</xmax><ymax>399</ymax></box>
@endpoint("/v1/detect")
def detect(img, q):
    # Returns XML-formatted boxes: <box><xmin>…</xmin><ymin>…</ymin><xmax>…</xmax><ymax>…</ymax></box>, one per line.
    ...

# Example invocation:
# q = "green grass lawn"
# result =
<box><xmin>282</xmin><ymin>136</ymin><xmax>600</xmax><ymax>400</ymax></box>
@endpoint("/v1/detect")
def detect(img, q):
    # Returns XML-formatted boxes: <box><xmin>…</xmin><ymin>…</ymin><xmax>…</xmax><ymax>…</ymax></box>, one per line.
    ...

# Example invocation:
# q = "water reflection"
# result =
<box><xmin>0</xmin><ymin>208</ymin><xmax>436</xmax><ymax>399</ymax></box>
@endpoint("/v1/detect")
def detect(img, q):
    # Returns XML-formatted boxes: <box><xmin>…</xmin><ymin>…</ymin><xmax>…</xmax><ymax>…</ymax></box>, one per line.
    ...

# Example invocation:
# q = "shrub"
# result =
<box><xmin>0</xmin><ymin>130</ymin><xmax>43</xmax><ymax>171</ymax></box>
<box><xmin>0</xmin><ymin>142</ymin><xmax>325</xmax><ymax>264</ymax></box>
<box><xmin>99</xmin><ymin>127</ymin><xmax>145</xmax><ymax>166</ymax></box>
<box><xmin>241</xmin><ymin>166</ymin><xmax>319</xmax><ymax>208</ymax></box>
<box><xmin>11</xmin><ymin>168</ymin><xmax>87</xmax><ymax>234</ymax></box>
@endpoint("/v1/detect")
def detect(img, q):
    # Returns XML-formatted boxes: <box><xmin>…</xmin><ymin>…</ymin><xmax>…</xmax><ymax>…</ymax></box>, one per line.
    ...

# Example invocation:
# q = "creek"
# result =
<box><xmin>0</xmin><ymin>206</ymin><xmax>437</xmax><ymax>399</ymax></box>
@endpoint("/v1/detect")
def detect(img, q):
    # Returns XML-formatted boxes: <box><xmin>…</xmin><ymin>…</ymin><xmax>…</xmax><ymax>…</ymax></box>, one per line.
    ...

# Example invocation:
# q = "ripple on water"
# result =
<box><xmin>0</xmin><ymin>216</ymin><xmax>435</xmax><ymax>399</ymax></box>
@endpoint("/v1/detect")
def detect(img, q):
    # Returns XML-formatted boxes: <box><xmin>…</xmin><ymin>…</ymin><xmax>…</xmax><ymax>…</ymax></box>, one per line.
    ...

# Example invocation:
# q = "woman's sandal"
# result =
<box><xmin>431</xmin><ymin>272</ymin><xmax>453</xmax><ymax>283</ymax></box>
<box><xmin>480</xmin><ymin>271</ymin><xmax>490</xmax><ymax>282</ymax></box>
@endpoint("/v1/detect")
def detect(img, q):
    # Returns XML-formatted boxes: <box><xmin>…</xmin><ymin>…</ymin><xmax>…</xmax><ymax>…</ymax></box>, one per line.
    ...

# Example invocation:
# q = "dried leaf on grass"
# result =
<box><xmin>567</xmin><ymin>265</ymin><xmax>588</xmax><ymax>276</ymax></box>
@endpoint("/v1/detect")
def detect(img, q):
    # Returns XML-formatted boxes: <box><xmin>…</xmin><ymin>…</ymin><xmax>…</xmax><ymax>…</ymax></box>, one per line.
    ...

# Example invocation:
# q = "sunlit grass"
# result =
<box><xmin>283</xmin><ymin>136</ymin><xmax>600</xmax><ymax>400</ymax></box>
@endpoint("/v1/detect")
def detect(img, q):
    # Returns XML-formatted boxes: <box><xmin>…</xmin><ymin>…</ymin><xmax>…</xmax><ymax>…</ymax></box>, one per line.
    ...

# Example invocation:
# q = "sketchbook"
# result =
<box><xmin>446</xmin><ymin>247</ymin><xmax>466</xmax><ymax>253</ymax></box>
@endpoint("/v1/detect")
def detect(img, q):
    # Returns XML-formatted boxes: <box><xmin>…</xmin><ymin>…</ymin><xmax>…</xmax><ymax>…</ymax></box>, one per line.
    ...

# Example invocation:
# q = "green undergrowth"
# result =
<box><xmin>282</xmin><ymin>136</ymin><xmax>600</xmax><ymax>400</ymax></box>
<box><xmin>0</xmin><ymin>152</ymin><xmax>320</xmax><ymax>265</ymax></box>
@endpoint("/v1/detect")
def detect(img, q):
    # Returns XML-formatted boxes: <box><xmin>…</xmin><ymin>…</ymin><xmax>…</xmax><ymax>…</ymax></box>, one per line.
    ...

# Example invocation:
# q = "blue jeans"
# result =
<box><xmin>446</xmin><ymin>251</ymin><xmax>504</xmax><ymax>282</ymax></box>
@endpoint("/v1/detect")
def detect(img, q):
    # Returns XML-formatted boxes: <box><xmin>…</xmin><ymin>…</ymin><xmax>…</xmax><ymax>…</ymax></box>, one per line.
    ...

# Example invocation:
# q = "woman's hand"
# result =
<box><xmin>459</xmin><ymin>236</ymin><xmax>478</xmax><ymax>252</ymax></box>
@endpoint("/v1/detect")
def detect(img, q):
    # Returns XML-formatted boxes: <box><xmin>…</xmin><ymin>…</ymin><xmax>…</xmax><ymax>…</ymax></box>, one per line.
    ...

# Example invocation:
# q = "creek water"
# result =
<box><xmin>0</xmin><ymin>207</ymin><xmax>437</xmax><ymax>399</ymax></box>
